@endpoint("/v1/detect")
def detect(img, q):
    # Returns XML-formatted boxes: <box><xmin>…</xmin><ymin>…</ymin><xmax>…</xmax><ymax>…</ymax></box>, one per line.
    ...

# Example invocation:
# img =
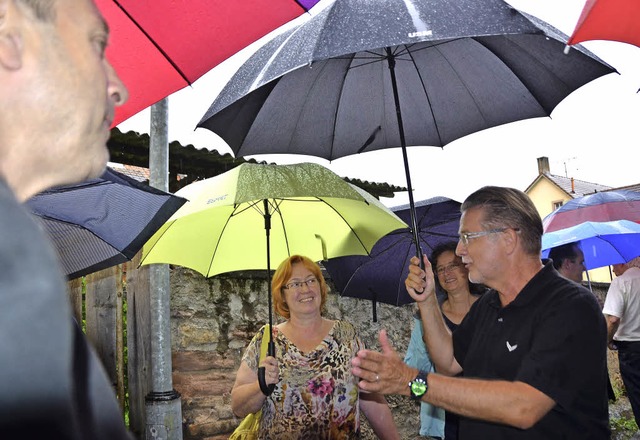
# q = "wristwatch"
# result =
<box><xmin>409</xmin><ymin>370</ymin><xmax>429</xmax><ymax>400</ymax></box>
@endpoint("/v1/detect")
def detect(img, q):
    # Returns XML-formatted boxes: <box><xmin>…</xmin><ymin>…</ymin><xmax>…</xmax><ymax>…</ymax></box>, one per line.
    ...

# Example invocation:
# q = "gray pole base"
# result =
<box><xmin>145</xmin><ymin>390</ymin><xmax>183</xmax><ymax>440</ymax></box>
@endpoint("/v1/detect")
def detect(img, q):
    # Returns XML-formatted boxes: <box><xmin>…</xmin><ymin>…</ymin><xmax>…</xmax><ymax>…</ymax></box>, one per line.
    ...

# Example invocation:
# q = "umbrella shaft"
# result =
<box><xmin>385</xmin><ymin>47</ymin><xmax>423</xmax><ymax>266</ymax></box>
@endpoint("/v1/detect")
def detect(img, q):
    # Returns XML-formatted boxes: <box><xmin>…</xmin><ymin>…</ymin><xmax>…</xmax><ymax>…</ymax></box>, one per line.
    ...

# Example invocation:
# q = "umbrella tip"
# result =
<box><xmin>563</xmin><ymin>44</ymin><xmax>571</xmax><ymax>55</ymax></box>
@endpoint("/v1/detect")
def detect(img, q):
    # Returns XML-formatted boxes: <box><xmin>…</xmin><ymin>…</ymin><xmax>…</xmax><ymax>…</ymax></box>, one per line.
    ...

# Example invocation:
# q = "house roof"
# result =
<box><xmin>107</xmin><ymin>163</ymin><xmax>149</xmax><ymax>182</ymax></box>
<box><xmin>543</xmin><ymin>172</ymin><xmax>612</xmax><ymax>198</ymax></box>
<box><xmin>600</xmin><ymin>183</ymin><xmax>640</xmax><ymax>193</ymax></box>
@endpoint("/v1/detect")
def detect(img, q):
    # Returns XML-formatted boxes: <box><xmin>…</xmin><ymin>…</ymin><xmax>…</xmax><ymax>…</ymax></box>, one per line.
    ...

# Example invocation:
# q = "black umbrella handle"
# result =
<box><xmin>258</xmin><ymin>368</ymin><xmax>275</xmax><ymax>396</ymax></box>
<box><xmin>258</xmin><ymin>341</ymin><xmax>276</xmax><ymax>396</ymax></box>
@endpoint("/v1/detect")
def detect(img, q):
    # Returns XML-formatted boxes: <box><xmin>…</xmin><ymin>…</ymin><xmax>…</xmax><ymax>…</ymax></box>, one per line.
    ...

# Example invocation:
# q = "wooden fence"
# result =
<box><xmin>67</xmin><ymin>253</ymin><xmax>151</xmax><ymax>439</ymax></box>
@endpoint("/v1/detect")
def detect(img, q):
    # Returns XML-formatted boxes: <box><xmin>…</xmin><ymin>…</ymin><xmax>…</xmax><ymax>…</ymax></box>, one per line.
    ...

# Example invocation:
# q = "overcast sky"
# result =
<box><xmin>116</xmin><ymin>0</ymin><xmax>640</xmax><ymax>207</ymax></box>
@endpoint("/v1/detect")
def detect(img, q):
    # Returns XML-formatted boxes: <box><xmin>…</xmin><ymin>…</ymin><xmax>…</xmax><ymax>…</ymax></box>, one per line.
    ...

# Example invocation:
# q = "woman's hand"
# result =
<box><xmin>261</xmin><ymin>355</ymin><xmax>280</xmax><ymax>385</ymax></box>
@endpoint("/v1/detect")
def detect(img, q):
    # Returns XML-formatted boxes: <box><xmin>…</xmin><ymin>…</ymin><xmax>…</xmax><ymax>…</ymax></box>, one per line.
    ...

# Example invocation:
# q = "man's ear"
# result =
<box><xmin>0</xmin><ymin>0</ymin><xmax>23</xmax><ymax>71</ymax></box>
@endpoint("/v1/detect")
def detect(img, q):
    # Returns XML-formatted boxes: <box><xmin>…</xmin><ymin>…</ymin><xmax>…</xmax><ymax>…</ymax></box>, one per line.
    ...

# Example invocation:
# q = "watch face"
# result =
<box><xmin>411</xmin><ymin>379</ymin><xmax>427</xmax><ymax>396</ymax></box>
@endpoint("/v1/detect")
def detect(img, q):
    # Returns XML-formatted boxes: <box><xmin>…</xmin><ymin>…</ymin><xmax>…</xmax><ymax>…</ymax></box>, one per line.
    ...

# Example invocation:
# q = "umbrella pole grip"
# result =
<box><xmin>258</xmin><ymin>366</ymin><xmax>275</xmax><ymax>396</ymax></box>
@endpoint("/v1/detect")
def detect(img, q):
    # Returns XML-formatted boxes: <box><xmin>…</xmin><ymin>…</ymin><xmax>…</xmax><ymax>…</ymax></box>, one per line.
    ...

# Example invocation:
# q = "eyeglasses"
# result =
<box><xmin>284</xmin><ymin>277</ymin><xmax>318</xmax><ymax>291</ymax></box>
<box><xmin>458</xmin><ymin>228</ymin><xmax>520</xmax><ymax>246</ymax></box>
<box><xmin>435</xmin><ymin>262</ymin><xmax>462</xmax><ymax>276</ymax></box>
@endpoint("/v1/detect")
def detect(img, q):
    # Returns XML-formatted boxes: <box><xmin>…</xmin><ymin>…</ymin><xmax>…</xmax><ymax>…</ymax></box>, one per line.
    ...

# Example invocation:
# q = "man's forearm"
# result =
<box><xmin>422</xmin><ymin>374</ymin><xmax>556</xmax><ymax>429</ymax></box>
<box><xmin>605</xmin><ymin>314</ymin><xmax>620</xmax><ymax>343</ymax></box>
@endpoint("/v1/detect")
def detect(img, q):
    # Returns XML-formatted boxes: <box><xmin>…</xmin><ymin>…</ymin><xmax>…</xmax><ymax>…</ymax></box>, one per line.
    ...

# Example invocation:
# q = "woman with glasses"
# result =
<box><xmin>404</xmin><ymin>241</ymin><xmax>485</xmax><ymax>440</ymax></box>
<box><xmin>231</xmin><ymin>254</ymin><xmax>399</xmax><ymax>439</ymax></box>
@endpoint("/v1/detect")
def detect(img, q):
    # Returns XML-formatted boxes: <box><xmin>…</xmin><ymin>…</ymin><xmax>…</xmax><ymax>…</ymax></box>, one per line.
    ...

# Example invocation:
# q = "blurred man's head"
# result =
<box><xmin>0</xmin><ymin>0</ymin><xmax>128</xmax><ymax>200</ymax></box>
<box><xmin>549</xmin><ymin>242</ymin><xmax>585</xmax><ymax>283</ymax></box>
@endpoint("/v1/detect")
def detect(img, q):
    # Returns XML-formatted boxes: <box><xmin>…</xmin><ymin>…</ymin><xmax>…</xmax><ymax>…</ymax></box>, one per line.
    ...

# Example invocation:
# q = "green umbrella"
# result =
<box><xmin>140</xmin><ymin>162</ymin><xmax>406</xmax><ymax>393</ymax></box>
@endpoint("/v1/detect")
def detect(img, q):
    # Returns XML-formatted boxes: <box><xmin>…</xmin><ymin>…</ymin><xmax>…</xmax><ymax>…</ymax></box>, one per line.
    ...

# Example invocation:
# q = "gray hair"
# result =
<box><xmin>17</xmin><ymin>0</ymin><xmax>56</xmax><ymax>21</ymax></box>
<box><xmin>461</xmin><ymin>186</ymin><xmax>543</xmax><ymax>256</ymax></box>
<box><xmin>627</xmin><ymin>256</ymin><xmax>640</xmax><ymax>269</ymax></box>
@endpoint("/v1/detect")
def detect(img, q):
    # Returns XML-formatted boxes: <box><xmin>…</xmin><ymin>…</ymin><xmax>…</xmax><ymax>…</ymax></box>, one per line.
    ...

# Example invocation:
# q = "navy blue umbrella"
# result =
<box><xmin>26</xmin><ymin>168</ymin><xmax>186</xmax><ymax>280</ymax></box>
<box><xmin>323</xmin><ymin>197</ymin><xmax>460</xmax><ymax>313</ymax></box>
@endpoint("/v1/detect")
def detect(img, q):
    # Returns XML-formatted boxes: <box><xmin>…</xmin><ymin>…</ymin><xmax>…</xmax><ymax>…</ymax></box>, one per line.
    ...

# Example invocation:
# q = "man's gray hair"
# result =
<box><xmin>461</xmin><ymin>186</ymin><xmax>543</xmax><ymax>256</ymax></box>
<box><xmin>17</xmin><ymin>0</ymin><xmax>56</xmax><ymax>21</ymax></box>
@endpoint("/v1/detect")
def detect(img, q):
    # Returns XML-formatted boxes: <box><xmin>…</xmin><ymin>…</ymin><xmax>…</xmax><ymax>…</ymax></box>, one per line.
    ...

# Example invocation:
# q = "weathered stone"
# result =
<box><xmin>173</xmin><ymin>370</ymin><xmax>236</xmax><ymax>397</ymax></box>
<box><xmin>173</xmin><ymin>351</ymin><xmax>235</xmax><ymax>371</ymax></box>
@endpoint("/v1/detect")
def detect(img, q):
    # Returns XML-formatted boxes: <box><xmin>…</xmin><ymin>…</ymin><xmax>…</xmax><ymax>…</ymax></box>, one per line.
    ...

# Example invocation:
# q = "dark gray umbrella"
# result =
<box><xmin>26</xmin><ymin>168</ymin><xmax>186</xmax><ymax>280</ymax></box>
<box><xmin>197</xmin><ymin>0</ymin><xmax>615</xmax><ymax>261</ymax></box>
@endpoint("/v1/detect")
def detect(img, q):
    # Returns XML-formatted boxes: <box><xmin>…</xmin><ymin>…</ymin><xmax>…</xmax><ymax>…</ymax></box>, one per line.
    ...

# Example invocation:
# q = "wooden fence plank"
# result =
<box><xmin>85</xmin><ymin>266</ymin><xmax>118</xmax><ymax>384</ymax></box>
<box><xmin>126</xmin><ymin>252</ymin><xmax>151</xmax><ymax>438</ymax></box>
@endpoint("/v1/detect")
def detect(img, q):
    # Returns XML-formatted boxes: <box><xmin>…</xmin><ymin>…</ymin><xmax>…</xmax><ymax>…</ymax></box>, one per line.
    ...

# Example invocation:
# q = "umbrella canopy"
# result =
<box><xmin>541</xmin><ymin>220</ymin><xmax>640</xmax><ymax>270</ymax></box>
<box><xmin>197</xmin><ymin>0</ymin><xmax>614</xmax><ymax>262</ymax></box>
<box><xmin>25</xmin><ymin>168</ymin><xmax>186</xmax><ymax>280</ymax></box>
<box><xmin>567</xmin><ymin>0</ymin><xmax>640</xmax><ymax>47</ymax></box>
<box><xmin>140</xmin><ymin>162</ymin><xmax>407</xmax><ymax>277</ymax></box>
<box><xmin>323</xmin><ymin>196</ymin><xmax>461</xmax><ymax>307</ymax></box>
<box><xmin>96</xmin><ymin>0</ymin><xmax>319</xmax><ymax>126</ymax></box>
<box><xmin>542</xmin><ymin>189</ymin><xmax>640</xmax><ymax>233</ymax></box>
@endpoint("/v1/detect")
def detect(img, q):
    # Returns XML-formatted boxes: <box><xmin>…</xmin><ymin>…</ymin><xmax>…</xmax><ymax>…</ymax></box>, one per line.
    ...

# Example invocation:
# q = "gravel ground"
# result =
<box><xmin>610</xmin><ymin>394</ymin><xmax>638</xmax><ymax>439</ymax></box>
<box><xmin>609</xmin><ymin>350</ymin><xmax>639</xmax><ymax>440</ymax></box>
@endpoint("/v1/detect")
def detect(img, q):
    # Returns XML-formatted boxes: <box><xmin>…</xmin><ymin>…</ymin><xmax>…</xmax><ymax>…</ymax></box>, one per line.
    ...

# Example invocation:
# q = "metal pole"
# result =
<box><xmin>146</xmin><ymin>97</ymin><xmax>183</xmax><ymax>440</ymax></box>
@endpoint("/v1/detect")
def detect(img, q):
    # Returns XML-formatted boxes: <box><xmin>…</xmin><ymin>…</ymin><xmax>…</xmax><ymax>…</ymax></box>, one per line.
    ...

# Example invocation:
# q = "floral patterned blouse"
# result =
<box><xmin>242</xmin><ymin>320</ymin><xmax>365</xmax><ymax>439</ymax></box>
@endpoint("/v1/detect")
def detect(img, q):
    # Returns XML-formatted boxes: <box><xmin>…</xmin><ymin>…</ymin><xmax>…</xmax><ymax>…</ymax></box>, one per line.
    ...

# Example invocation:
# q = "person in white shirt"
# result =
<box><xmin>603</xmin><ymin>257</ymin><xmax>640</xmax><ymax>427</ymax></box>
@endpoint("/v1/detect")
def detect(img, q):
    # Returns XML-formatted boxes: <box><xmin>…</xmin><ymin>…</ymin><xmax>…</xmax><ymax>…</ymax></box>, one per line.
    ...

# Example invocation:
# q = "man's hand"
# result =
<box><xmin>405</xmin><ymin>254</ymin><xmax>437</xmax><ymax>303</ymax></box>
<box><xmin>351</xmin><ymin>329</ymin><xmax>416</xmax><ymax>396</ymax></box>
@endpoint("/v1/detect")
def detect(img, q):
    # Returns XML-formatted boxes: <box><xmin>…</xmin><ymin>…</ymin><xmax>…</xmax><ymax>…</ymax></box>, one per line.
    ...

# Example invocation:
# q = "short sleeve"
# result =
<box><xmin>241</xmin><ymin>325</ymin><xmax>269</xmax><ymax>371</ymax></box>
<box><xmin>602</xmin><ymin>278</ymin><xmax>624</xmax><ymax>318</ymax></box>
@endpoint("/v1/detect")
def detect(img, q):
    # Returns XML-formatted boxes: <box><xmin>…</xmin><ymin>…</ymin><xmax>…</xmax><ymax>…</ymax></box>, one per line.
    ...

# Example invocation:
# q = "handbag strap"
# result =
<box><xmin>259</xmin><ymin>324</ymin><xmax>270</xmax><ymax>362</ymax></box>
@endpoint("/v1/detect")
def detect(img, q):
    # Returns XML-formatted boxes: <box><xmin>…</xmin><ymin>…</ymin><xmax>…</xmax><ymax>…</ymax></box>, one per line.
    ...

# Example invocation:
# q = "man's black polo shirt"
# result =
<box><xmin>453</xmin><ymin>262</ymin><xmax>609</xmax><ymax>439</ymax></box>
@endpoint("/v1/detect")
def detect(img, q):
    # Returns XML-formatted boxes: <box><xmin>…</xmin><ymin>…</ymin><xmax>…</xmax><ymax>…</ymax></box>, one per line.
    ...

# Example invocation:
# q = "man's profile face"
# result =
<box><xmin>19</xmin><ymin>0</ymin><xmax>128</xmax><ymax>187</ymax></box>
<box><xmin>561</xmin><ymin>247</ymin><xmax>585</xmax><ymax>283</ymax></box>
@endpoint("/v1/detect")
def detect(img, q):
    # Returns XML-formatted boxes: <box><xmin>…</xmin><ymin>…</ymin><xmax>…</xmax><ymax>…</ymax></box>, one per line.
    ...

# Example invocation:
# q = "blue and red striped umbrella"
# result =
<box><xmin>542</xmin><ymin>190</ymin><xmax>640</xmax><ymax>233</ymax></box>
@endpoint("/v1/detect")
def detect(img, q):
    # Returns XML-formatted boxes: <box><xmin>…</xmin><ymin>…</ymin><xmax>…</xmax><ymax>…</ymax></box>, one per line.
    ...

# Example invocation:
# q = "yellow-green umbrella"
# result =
<box><xmin>141</xmin><ymin>162</ymin><xmax>406</xmax><ymax>393</ymax></box>
<box><xmin>141</xmin><ymin>162</ymin><xmax>406</xmax><ymax>277</ymax></box>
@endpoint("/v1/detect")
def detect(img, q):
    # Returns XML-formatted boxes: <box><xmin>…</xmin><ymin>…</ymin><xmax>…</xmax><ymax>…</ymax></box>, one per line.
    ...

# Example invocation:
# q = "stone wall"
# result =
<box><xmin>168</xmin><ymin>266</ymin><xmax>421</xmax><ymax>440</ymax></box>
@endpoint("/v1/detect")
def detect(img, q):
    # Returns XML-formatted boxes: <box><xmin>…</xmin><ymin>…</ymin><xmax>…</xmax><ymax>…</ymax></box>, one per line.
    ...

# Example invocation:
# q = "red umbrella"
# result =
<box><xmin>567</xmin><ymin>0</ymin><xmax>640</xmax><ymax>47</ymax></box>
<box><xmin>96</xmin><ymin>0</ymin><xmax>319</xmax><ymax>126</ymax></box>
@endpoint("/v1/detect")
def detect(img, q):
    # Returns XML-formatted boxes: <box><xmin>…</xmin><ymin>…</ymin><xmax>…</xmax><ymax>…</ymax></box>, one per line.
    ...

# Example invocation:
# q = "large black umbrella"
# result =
<box><xmin>26</xmin><ymin>168</ymin><xmax>186</xmax><ymax>280</ymax></box>
<box><xmin>197</xmin><ymin>0</ymin><xmax>614</xmax><ymax>263</ymax></box>
<box><xmin>322</xmin><ymin>197</ymin><xmax>460</xmax><ymax>319</ymax></box>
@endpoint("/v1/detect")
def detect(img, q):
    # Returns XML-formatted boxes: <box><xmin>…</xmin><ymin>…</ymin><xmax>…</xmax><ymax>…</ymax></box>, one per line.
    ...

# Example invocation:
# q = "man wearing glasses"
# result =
<box><xmin>351</xmin><ymin>186</ymin><xmax>609</xmax><ymax>439</ymax></box>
